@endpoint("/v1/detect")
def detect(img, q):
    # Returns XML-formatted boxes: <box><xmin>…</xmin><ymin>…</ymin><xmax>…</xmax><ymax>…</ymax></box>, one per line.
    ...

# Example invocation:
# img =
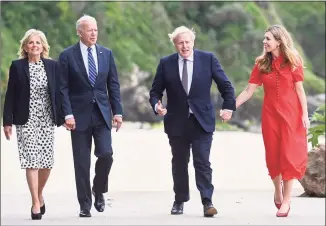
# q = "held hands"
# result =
<box><xmin>112</xmin><ymin>115</ymin><xmax>123</xmax><ymax>132</ymax></box>
<box><xmin>64</xmin><ymin>118</ymin><xmax>76</xmax><ymax>131</ymax></box>
<box><xmin>3</xmin><ymin>126</ymin><xmax>12</xmax><ymax>140</ymax></box>
<box><xmin>157</xmin><ymin>100</ymin><xmax>167</xmax><ymax>116</ymax></box>
<box><xmin>219</xmin><ymin>109</ymin><xmax>233</xmax><ymax>122</ymax></box>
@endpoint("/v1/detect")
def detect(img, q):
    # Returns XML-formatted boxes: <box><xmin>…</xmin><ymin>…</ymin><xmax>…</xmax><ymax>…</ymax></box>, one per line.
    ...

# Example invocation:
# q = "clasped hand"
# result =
<box><xmin>219</xmin><ymin>109</ymin><xmax>233</xmax><ymax>122</ymax></box>
<box><xmin>156</xmin><ymin>100</ymin><xmax>167</xmax><ymax>116</ymax></box>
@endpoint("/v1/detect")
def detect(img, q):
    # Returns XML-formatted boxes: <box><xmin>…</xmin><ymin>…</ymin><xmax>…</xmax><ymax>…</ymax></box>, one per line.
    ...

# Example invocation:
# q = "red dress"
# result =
<box><xmin>249</xmin><ymin>55</ymin><xmax>308</xmax><ymax>180</ymax></box>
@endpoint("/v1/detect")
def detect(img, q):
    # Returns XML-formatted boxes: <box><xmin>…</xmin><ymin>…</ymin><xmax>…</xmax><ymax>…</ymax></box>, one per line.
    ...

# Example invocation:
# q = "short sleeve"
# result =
<box><xmin>248</xmin><ymin>64</ymin><xmax>262</xmax><ymax>86</ymax></box>
<box><xmin>292</xmin><ymin>65</ymin><xmax>304</xmax><ymax>82</ymax></box>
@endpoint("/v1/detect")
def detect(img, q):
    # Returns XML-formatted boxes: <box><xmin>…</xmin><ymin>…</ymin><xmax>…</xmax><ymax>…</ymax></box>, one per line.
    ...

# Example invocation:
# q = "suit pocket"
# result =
<box><xmin>206</xmin><ymin>104</ymin><xmax>213</xmax><ymax>110</ymax></box>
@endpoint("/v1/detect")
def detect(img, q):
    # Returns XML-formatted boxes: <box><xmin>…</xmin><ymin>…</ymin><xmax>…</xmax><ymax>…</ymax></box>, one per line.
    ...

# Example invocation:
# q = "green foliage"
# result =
<box><xmin>303</xmin><ymin>69</ymin><xmax>326</xmax><ymax>95</ymax></box>
<box><xmin>0</xmin><ymin>2</ymin><xmax>324</xmax><ymax>122</ymax></box>
<box><xmin>147</xmin><ymin>120</ymin><xmax>242</xmax><ymax>131</ymax></box>
<box><xmin>274</xmin><ymin>2</ymin><xmax>325</xmax><ymax>77</ymax></box>
<box><xmin>308</xmin><ymin>104</ymin><xmax>326</xmax><ymax>148</ymax></box>
<box><xmin>150</xmin><ymin>121</ymin><xmax>164</xmax><ymax>129</ymax></box>
<box><xmin>215</xmin><ymin>121</ymin><xmax>243</xmax><ymax>131</ymax></box>
<box><xmin>243</xmin><ymin>2</ymin><xmax>269</xmax><ymax>30</ymax></box>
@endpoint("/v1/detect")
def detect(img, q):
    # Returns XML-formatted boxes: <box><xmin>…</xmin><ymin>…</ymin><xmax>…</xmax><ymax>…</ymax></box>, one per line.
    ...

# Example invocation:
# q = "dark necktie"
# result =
<box><xmin>182</xmin><ymin>59</ymin><xmax>188</xmax><ymax>94</ymax></box>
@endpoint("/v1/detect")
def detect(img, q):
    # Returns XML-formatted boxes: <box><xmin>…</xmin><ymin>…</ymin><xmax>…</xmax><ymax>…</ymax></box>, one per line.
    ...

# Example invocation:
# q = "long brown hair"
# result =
<box><xmin>255</xmin><ymin>25</ymin><xmax>304</xmax><ymax>73</ymax></box>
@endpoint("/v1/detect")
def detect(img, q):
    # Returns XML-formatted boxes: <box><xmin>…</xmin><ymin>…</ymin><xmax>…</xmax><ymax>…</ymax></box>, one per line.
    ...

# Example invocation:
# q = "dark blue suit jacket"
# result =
<box><xmin>3</xmin><ymin>58</ymin><xmax>64</xmax><ymax>127</ymax></box>
<box><xmin>149</xmin><ymin>50</ymin><xmax>236</xmax><ymax>136</ymax></box>
<box><xmin>58</xmin><ymin>43</ymin><xmax>123</xmax><ymax>131</ymax></box>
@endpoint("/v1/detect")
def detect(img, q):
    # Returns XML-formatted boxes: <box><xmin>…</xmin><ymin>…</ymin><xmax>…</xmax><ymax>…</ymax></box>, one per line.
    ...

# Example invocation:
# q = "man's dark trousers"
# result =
<box><xmin>71</xmin><ymin>102</ymin><xmax>113</xmax><ymax>211</ymax></box>
<box><xmin>169</xmin><ymin>114</ymin><xmax>214</xmax><ymax>204</ymax></box>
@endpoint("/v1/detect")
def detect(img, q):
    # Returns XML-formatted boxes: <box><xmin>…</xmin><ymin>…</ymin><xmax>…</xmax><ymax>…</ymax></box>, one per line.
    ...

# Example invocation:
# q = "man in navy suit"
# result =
<box><xmin>58</xmin><ymin>15</ymin><xmax>123</xmax><ymax>217</ymax></box>
<box><xmin>149</xmin><ymin>26</ymin><xmax>235</xmax><ymax>217</ymax></box>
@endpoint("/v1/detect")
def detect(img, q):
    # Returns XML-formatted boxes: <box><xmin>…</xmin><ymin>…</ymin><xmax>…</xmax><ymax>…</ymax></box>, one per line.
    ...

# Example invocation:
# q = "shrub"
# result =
<box><xmin>308</xmin><ymin>104</ymin><xmax>326</xmax><ymax>148</ymax></box>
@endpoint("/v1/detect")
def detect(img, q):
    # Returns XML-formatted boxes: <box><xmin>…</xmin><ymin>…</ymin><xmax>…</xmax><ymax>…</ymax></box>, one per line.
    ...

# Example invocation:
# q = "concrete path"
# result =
<box><xmin>1</xmin><ymin>125</ymin><xmax>325</xmax><ymax>225</ymax></box>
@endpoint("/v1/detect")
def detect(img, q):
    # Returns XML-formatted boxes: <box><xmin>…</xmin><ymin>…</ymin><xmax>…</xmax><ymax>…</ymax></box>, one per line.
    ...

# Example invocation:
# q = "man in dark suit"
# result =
<box><xmin>58</xmin><ymin>15</ymin><xmax>123</xmax><ymax>217</ymax></box>
<box><xmin>149</xmin><ymin>26</ymin><xmax>235</xmax><ymax>217</ymax></box>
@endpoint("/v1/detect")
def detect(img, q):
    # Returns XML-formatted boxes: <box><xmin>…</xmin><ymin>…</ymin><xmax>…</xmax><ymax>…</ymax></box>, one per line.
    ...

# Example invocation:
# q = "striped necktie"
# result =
<box><xmin>87</xmin><ymin>47</ymin><xmax>97</xmax><ymax>86</ymax></box>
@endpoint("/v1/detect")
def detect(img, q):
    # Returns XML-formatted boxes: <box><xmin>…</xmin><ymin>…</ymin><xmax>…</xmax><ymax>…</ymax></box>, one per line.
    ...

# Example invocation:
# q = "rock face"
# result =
<box><xmin>307</xmin><ymin>94</ymin><xmax>325</xmax><ymax>116</ymax></box>
<box><xmin>120</xmin><ymin>65</ymin><xmax>161</xmax><ymax>123</ymax></box>
<box><xmin>299</xmin><ymin>144</ymin><xmax>325</xmax><ymax>197</ymax></box>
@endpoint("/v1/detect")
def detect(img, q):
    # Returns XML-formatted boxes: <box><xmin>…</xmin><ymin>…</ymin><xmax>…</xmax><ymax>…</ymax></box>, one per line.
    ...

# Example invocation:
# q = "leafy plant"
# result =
<box><xmin>308</xmin><ymin>104</ymin><xmax>326</xmax><ymax>148</ymax></box>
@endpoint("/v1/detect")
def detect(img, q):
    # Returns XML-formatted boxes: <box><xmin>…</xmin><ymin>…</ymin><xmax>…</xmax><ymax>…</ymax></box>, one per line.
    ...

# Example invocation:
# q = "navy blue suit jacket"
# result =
<box><xmin>149</xmin><ymin>50</ymin><xmax>236</xmax><ymax>136</ymax></box>
<box><xmin>3</xmin><ymin>58</ymin><xmax>64</xmax><ymax>127</ymax></box>
<box><xmin>58</xmin><ymin>43</ymin><xmax>123</xmax><ymax>131</ymax></box>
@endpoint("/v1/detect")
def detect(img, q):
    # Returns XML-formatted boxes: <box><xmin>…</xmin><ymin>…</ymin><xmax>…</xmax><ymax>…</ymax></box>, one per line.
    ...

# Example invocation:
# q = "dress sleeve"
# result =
<box><xmin>292</xmin><ymin>65</ymin><xmax>304</xmax><ymax>82</ymax></box>
<box><xmin>248</xmin><ymin>64</ymin><xmax>262</xmax><ymax>86</ymax></box>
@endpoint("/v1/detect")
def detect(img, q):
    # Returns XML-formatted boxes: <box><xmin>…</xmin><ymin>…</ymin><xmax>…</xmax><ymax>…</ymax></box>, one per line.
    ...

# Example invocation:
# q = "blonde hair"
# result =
<box><xmin>255</xmin><ymin>24</ymin><xmax>304</xmax><ymax>73</ymax></box>
<box><xmin>18</xmin><ymin>29</ymin><xmax>50</xmax><ymax>59</ymax></box>
<box><xmin>76</xmin><ymin>14</ymin><xmax>97</xmax><ymax>33</ymax></box>
<box><xmin>168</xmin><ymin>26</ymin><xmax>196</xmax><ymax>44</ymax></box>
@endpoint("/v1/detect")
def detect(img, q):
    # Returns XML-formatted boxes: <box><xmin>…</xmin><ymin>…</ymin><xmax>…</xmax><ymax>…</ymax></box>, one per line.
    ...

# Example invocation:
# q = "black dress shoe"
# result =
<box><xmin>203</xmin><ymin>202</ymin><xmax>218</xmax><ymax>217</ymax></box>
<box><xmin>31</xmin><ymin>207</ymin><xmax>42</xmax><ymax>220</ymax></box>
<box><xmin>40</xmin><ymin>203</ymin><xmax>45</xmax><ymax>215</ymax></box>
<box><xmin>92</xmin><ymin>189</ymin><xmax>105</xmax><ymax>212</ymax></box>
<box><xmin>171</xmin><ymin>201</ymin><xmax>184</xmax><ymax>215</ymax></box>
<box><xmin>79</xmin><ymin>209</ymin><xmax>91</xmax><ymax>217</ymax></box>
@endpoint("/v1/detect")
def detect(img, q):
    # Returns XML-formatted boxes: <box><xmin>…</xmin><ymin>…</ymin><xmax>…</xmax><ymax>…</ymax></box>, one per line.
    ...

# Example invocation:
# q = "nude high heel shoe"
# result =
<box><xmin>276</xmin><ymin>203</ymin><xmax>290</xmax><ymax>217</ymax></box>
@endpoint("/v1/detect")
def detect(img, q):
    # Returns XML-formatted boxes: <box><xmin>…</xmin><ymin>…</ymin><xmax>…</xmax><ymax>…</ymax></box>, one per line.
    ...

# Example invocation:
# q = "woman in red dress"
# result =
<box><xmin>231</xmin><ymin>25</ymin><xmax>309</xmax><ymax>217</ymax></box>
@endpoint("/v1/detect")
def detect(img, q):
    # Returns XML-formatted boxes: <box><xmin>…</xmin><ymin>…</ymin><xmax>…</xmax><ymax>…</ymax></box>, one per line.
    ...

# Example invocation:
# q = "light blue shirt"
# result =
<box><xmin>79</xmin><ymin>41</ymin><xmax>98</xmax><ymax>76</ymax></box>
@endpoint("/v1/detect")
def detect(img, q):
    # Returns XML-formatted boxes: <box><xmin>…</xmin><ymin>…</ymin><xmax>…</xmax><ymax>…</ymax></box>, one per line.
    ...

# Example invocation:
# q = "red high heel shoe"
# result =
<box><xmin>274</xmin><ymin>198</ymin><xmax>282</xmax><ymax>209</ymax></box>
<box><xmin>276</xmin><ymin>204</ymin><xmax>290</xmax><ymax>217</ymax></box>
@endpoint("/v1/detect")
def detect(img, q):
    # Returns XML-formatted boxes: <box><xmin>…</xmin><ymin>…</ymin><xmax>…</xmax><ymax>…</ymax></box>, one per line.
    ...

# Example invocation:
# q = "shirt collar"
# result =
<box><xmin>178</xmin><ymin>51</ymin><xmax>194</xmax><ymax>62</ymax></box>
<box><xmin>79</xmin><ymin>41</ymin><xmax>96</xmax><ymax>53</ymax></box>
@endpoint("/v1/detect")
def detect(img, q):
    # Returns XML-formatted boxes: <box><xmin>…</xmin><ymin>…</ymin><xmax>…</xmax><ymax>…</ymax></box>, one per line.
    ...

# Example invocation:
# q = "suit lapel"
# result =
<box><xmin>22</xmin><ymin>58</ymin><xmax>30</xmax><ymax>82</ymax></box>
<box><xmin>188</xmin><ymin>50</ymin><xmax>199</xmax><ymax>95</ymax></box>
<box><xmin>73</xmin><ymin>42</ymin><xmax>91</xmax><ymax>86</ymax></box>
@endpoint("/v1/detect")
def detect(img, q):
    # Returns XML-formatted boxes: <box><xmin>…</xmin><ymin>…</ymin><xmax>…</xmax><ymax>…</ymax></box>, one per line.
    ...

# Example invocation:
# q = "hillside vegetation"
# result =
<box><xmin>1</xmin><ymin>2</ymin><xmax>325</xmax><ymax>122</ymax></box>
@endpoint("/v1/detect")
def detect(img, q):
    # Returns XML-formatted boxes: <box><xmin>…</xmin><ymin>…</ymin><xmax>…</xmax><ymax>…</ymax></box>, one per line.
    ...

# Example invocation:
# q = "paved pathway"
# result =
<box><xmin>1</xmin><ymin>126</ymin><xmax>325</xmax><ymax>224</ymax></box>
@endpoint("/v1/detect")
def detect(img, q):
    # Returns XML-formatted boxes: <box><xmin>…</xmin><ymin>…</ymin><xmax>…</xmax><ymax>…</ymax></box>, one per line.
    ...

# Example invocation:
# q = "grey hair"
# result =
<box><xmin>76</xmin><ymin>14</ymin><xmax>97</xmax><ymax>31</ymax></box>
<box><xmin>168</xmin><ymin>26</ymin><xmax>196</xmax><ymax>44</ymax></box>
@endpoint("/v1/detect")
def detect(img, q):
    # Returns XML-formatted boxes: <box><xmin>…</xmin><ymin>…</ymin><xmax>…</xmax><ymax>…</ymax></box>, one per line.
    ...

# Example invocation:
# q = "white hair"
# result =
<box><xmin>76</xmin><ymin>14</ymin><xmax>97</xmax><ymax>31</ymax></box>
<box><xmin>168</xmin><ymin>26</ymin><xmax>196</xmax><ymax>43</ymax></box>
